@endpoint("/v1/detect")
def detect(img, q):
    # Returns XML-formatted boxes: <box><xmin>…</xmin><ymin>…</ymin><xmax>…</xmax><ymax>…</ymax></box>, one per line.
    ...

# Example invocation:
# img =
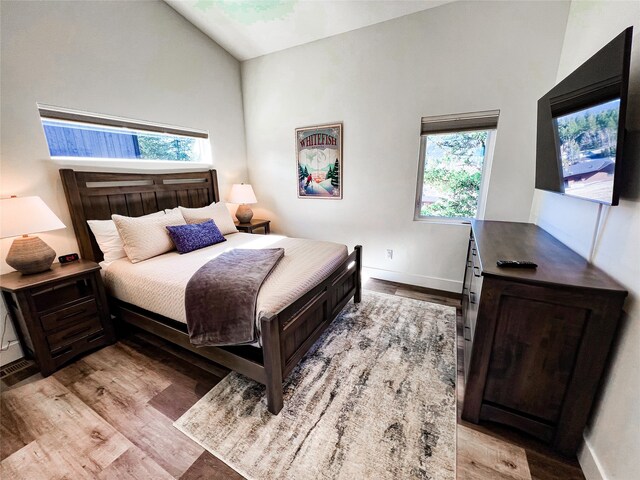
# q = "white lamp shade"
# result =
<box><xmin>1</xmin><ymin>196</ymin><xmax>66</xmax><ymax>239</ymax></box>
<box><xmin>228</xmin><ymin>184</ymin><xmax>257</xmax><ymax>204</ymax></box>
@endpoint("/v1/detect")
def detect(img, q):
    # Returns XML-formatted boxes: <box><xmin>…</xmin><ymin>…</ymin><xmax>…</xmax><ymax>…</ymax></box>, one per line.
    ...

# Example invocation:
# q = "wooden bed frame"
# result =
<box><xmin>59</xmin><ymin>169</ymin><xmax>362</xmax><ymax>414</ymax></box>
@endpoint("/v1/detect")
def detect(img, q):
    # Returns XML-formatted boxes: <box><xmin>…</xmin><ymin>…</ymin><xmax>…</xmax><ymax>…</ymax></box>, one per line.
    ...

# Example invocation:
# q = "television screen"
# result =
<box><xmin>554</xmin><ymin>98</ymin><xmax>620</xmax><ymax>204</ymax></box>
<box><xmin>536</xmin><ymin>27</ymin><xmax>632</xmax><ymax>206</ymax></box>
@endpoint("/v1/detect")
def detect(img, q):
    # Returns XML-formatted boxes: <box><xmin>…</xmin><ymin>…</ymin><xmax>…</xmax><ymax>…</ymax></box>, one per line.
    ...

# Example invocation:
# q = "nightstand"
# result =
<box><xmin>235</xmin><ymin>219</ymin><xmax>271</xmax><ymax>234</ymax></box>
<box><xmin>0</xmin><ymin>260</ymin><xmax>115</xmax><ymax>376</ymax></box>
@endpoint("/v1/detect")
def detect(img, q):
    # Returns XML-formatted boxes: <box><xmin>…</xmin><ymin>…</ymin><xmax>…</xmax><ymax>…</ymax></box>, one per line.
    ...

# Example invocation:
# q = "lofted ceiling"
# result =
<box><xmin>164</xmin><ymin>0</ymin><xmax>456</xmax><ymax>61</ymax></box>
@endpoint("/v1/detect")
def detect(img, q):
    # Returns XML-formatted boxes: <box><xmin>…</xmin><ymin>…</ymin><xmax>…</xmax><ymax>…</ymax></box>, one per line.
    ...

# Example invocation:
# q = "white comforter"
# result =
<box><xmin>102</xmin><ymin>233</ymin><xmax>348</xmax><ymax>344</ymax></box>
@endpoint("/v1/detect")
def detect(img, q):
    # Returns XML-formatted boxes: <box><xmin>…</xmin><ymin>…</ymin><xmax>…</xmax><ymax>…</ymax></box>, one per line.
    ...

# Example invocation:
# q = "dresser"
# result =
<box><xmin>461</xmin><ymin>220</ymin><xmax>627</xmax><ymax>456</ymax></box>
<box><xmin>1</xmin><ymin>260</ymin><xmax>115</xmax><ymax>375</ymax></box>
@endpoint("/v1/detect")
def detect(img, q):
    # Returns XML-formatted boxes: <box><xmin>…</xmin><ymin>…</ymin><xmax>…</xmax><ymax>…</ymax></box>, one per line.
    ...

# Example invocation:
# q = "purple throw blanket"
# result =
<box><xmin>185</xmin><ymin>248</ymin><xmax>284</xmax><ymax>346</ymax></box>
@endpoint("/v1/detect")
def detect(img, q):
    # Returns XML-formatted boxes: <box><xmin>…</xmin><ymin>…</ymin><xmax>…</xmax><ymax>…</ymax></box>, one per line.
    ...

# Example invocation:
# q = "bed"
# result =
<box><xmin>60</xmin><ymin>169</ymin><xmax>362</xmax><ymax>414</ymax></box>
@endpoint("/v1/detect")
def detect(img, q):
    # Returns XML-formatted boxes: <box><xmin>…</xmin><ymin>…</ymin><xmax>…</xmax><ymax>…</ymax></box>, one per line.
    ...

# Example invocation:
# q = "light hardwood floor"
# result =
<box><xmin>0</xmin><ymin>279</ymin><xmax>584</xmax><ymax>479</ymax></box>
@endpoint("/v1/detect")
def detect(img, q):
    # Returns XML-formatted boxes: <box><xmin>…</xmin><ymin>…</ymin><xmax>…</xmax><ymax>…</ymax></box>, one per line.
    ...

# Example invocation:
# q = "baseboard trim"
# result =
<box><xmin>579</xmin><ymin>437</ymin><xmax>606</xmax><ymax>480</ymax></box>
<box><xmin>363</xmin><ymin>267</ymin><xmax>462</xmax><ymax>293</ymax></box>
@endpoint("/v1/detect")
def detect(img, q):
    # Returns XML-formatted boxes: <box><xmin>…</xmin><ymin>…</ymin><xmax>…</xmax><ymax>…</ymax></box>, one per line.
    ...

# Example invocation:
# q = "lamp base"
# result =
<box><xmin>235</xmin><ymin>204</ymin><xmax>254</xmax><ymax>224</ymax></box>
<box><xmin>6</xmin><ymin>236</ymin><xmax>56</xmax><ymax>275</ymax></box>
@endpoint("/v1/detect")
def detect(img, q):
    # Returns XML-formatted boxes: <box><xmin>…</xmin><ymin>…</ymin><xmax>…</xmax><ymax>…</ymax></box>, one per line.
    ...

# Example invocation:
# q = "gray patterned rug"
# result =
<box><xmin>174</xmin><ymin>291</ymin><xmax>456</xmax><ymax>480</ymax></box>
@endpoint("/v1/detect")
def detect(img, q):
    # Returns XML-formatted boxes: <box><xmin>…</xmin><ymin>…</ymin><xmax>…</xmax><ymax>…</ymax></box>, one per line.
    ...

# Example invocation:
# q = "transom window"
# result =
<box><xmin>415</xmin><ymin>110</ymin><xmax>499</xmax><ymax>221</ymax></box>
<box><xmin>38</xmin><ymin>104</ymin><xmax>211</xmax><ymax>163</ymax></box>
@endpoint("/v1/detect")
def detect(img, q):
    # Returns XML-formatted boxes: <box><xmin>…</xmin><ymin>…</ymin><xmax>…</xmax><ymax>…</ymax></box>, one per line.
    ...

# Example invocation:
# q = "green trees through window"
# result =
<box><xmin>136</xmin><ymin>134</ymin><xmax>198</xmax><ymax>161</ymax></box>
<box><xmin>418</xmin><ymin>130</ymin><xmax>493</xmax><ymax>219</ymax></box>
<box><xmin>556</xmin><ymin>99</ymin><xmax>619</xmax><ymax>170</ymax></box>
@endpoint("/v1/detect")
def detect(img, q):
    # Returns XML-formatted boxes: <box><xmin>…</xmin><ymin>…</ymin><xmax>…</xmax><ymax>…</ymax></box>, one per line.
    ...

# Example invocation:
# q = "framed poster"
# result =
<box><xmin>296</xmin><ymin>122</ymin><xmax>343</xmax><ymax>199</ymax></box>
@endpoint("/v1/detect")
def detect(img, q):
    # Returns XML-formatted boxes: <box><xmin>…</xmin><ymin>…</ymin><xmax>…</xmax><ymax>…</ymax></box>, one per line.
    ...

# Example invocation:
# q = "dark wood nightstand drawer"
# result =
<box><xmin>47</xmin><ymin>316</ymin><xmax>103</xmax><ymax>353</ymax></box>
<box><xmin>40</xmin><ymin>298</ymin><xmax>98</xmax><ymax>332</ymax></box>
<box><xmin>31</xmin><ymin>277</ymin><xmax>95</xmax><ymax>313</ymax></box>
<box><xmin>50</xmin><ymin>330</ymin><xmax>109</xmax><ymax>368</ymax></box>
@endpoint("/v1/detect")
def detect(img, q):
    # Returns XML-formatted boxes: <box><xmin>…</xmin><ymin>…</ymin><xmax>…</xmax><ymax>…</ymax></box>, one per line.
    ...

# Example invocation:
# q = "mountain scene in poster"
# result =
<box><xmin>297</xmin><ymin>125</ymin><xmax>341</xmax><ymax>198</ymax></box>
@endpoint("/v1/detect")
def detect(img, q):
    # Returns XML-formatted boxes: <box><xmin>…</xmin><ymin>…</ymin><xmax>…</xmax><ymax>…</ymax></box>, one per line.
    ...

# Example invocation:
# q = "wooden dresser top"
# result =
<box><xmin>471</xmin><ymin>220</ymin><xmax>627</xmax><ymax>294</ymax></box>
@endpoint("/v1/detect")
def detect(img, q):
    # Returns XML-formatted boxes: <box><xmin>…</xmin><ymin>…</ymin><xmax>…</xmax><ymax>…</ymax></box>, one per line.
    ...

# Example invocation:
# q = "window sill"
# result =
<box><xmin>51</xmin><ymin>157</ymin><xmax>213</xmax><ymax>173</ymax></box>
<box><xmin>413</xmin><ymin>216</ymin><xmax>472</xmax><ymax>226</ymax></box>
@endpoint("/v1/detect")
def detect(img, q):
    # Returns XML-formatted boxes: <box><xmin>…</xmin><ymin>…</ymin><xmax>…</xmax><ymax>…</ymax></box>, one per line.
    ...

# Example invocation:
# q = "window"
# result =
<box><xmin>38</xmin><ymin>105</ymin><xmax>210</xmax><ymax>163</ymax></box>
<box><xmin>415</xmin><ymin>110</ymin><xmax>498</xmax><ymax>221</ymax></box>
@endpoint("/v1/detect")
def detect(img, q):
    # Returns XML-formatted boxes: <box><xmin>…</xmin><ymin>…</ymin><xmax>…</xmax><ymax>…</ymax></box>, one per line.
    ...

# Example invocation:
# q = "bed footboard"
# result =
<box><xmin>262</xmin><ymin>245</ymin><xmax>362</xmax><ymax>414</ymax></box>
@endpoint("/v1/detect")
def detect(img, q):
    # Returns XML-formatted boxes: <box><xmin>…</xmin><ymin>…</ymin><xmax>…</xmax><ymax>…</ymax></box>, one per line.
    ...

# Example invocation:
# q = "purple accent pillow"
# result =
<box><xmin>166</xmin><ymin>220</ymin><xmax>226</xmax><ymax>254</ymax></box>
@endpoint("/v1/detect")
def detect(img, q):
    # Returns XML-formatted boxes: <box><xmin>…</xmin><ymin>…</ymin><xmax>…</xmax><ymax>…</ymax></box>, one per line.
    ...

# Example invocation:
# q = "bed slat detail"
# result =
<box><xmin>197</xmin><ymin>188</ymin><xmax>209</xmax><ymax>206</ymax></box>
<box><xmin>89</xmin><ymin>195</ymin><xmax>112</xmax><ymax>220</ymax></box>
<box><xmin>124</xmin><ymin>193</ymin><xmax>144</xmax><ymax>217</ymax></box>
<box><xmin>187</xmin><ymin>189</ymin><xmax>200</xmax><ymax>208</ymax></box>
<box><xmin>156</xmin><ymin>189</ymin><xmax>178</xmax><ymax>211</ymax></box>
<box><xmin>141</xmin><ymin>192</ymin><xmax>158</xmax><ymax>214</ymax></box>
<box><xmin>176</xmin><ymin>189</ymin><xmax>190</xmax><ymax>208</ymax></box>
<box><xmin>108</xmin><ymin>194</ymin><xmax>128</xmax><ymax>216</ymax></box>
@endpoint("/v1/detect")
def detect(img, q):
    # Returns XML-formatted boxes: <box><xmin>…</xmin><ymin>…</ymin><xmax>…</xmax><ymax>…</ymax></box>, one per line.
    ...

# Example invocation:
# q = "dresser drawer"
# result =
<box><xmin>40</xmin><ymin>298</ymin><xmax>98</xmax><ymax>332</ymax></box>
<box><xmin>47</xmin><ymin>316</ymin><xmax>103</xmax><ymax>353</ymax></box>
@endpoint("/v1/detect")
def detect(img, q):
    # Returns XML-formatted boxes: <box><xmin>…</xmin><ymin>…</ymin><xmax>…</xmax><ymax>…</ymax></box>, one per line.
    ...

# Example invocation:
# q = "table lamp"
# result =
<box><xmin>228</xmin><ymin>183</ymin><xmax>257</xmax><ymax>223</ymax></box>
<box><xmin>1</xmin><ymin>196</ymin><xmax>66</xmax><ymax>275</ymax></box>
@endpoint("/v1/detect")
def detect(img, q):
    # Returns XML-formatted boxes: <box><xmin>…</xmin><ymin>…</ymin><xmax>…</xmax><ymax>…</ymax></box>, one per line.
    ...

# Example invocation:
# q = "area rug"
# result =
<box><xmin>174</xmin><ymin>291</ymin><xmax>457</xmax><ymax>480</ymax></box>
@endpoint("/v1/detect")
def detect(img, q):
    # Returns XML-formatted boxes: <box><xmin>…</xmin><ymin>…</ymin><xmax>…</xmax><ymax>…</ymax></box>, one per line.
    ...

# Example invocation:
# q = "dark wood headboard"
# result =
<box><xmin>60</xmin><ymin>169</ymin><xmax>220</xmax><ymax>262</ymax></box>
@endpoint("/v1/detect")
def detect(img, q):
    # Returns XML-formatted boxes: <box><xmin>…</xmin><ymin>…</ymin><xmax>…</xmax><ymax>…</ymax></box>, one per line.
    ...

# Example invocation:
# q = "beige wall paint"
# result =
<box><xmin>530</xmin><ymin>2</ymin><xmax>640</xmax><ymax>479</ymax></box>
<box><xmin>0</xmin><ymin>0</ymin><xmax>247</xmax><ymax>364</ymax></box>
<box><xmin>242</xmin><ymin>0</ymin><xmax>569</xmax><ymax>291</ymax></box>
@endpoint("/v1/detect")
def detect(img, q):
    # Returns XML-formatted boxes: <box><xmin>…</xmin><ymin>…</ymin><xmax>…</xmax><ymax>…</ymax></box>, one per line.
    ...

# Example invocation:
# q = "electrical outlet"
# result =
<box><xmin>386</xmin><ymin>249</ymin><xmax>393</xmax><ymax>260</ymax></box>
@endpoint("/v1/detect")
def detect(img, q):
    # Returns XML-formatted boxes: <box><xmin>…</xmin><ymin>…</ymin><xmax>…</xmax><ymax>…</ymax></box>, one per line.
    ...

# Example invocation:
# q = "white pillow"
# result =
<box><xmin>179</xmin><ymin>202</ymin><xmax>238</xmax><ymax>235</ymax></box>
<box><xmin>112</xmin><ymin>209</ymin><xmax>185</xmax><ymax>263</ymax></box>
<box><xmin>87</xmin><ymin>219</ymin><xmax>127</xmax><ymax>263</ymax></box>
<box><xmin>87</xmin><ymin>211</ymin><xmax>165</xmax><ymax>263</ymax></box>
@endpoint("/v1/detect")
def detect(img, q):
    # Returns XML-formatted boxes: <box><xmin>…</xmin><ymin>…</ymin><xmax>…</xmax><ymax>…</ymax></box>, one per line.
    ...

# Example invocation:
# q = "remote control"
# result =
<box><xmin>496</xmin><ymin>260</ymin><xmax>538</xmax><ymax>269</ymax></box>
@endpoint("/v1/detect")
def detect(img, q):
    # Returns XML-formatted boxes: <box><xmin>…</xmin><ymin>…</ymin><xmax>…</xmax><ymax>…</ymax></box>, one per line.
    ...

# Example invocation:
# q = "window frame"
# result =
<box><xmin>37</xmin><ymin>103</ymin><xmax>213</xmax><ymax>168</ymax></box>
<box><xmin>414</xmin><ymin>111</ymin><xmax>499</xmax><ymax>223</ymax></box>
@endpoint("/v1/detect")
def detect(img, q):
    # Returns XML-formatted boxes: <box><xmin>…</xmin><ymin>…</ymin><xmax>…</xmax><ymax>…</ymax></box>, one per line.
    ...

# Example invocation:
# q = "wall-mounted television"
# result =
<box><xmin>536</xmin><ymin>27</ymin><xmax>633</xmax><ymax>206</ymax></box>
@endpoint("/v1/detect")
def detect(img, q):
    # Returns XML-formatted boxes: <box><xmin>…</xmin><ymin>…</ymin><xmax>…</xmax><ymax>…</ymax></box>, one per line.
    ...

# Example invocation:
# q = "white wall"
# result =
<box><xmin>529</xmin><ymin>2</ymin><xmax>640</xmax><ymax>479</ymax></box>
<box><xmin>0</xmin><ymin>0</ymin><xmax>247</xmax><ymax>365</ymax></box>
<box><xmin>242</xmin><ymin>0</ymin><xmax>569</xmax><ymax>292</ymax></box>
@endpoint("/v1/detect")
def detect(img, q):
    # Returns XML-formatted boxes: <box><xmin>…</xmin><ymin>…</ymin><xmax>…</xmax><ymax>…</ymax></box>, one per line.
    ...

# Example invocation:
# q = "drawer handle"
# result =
<box><xmin>59</xmin><ymin>309</ymin><xmax>85</xmax><ymax>321</ymax></box>
<box><xmin>61</xmin><ymin>325</ymin><xmax>92</xmax><ymax>340</ymax></box>
<box><xmin>470</xmin><ymin>292</ymin><xmax>476</xmax><ymax>304</ymax></box>
<box><xmin>473</xmin><ymin>266</ymin><xmax>481</xmax><ymax>277</ymax></box>
<box><xmin>51</xmin><ymin>346</ymin><xmax>73</xmax><ymax>358</ymax></box>
<box><xmin>87</xmin><ymin>332</ymin><xmax>105</xmax><ymax>343</ymax></box>
<box><xmin>467</xmin><ymin>260</ymin><xmax>472</xmax><ymax>268</ymax></box>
